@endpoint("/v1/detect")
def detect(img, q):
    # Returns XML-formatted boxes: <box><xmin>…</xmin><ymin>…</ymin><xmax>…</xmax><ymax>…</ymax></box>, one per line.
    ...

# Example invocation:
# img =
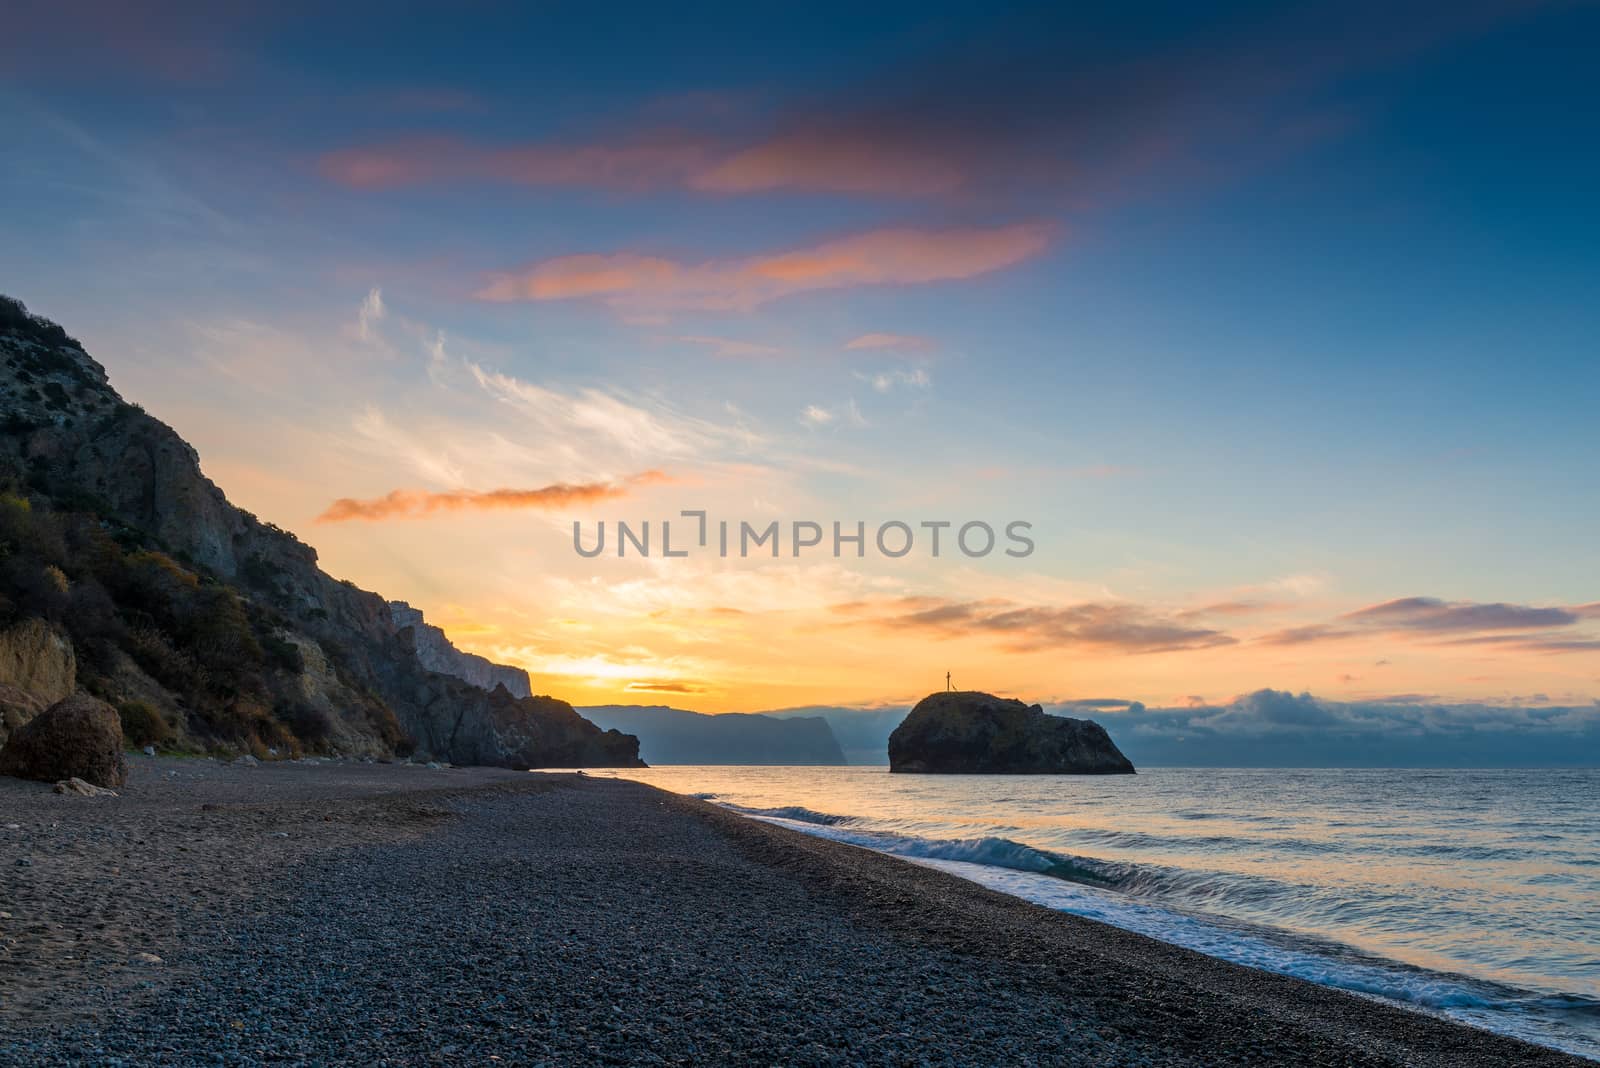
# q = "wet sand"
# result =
<box><xmin>0</xmin><ymin>758</ymin><xmax>1584</xmax><ymax>1065</ymax></box>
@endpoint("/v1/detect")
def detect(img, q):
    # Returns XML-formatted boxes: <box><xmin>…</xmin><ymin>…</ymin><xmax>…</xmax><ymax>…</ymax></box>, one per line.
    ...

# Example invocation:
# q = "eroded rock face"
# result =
<box><xmin>389</xmin><ymin>602</ymin><xmax>532</xmax><ymax>699</ymax></box>
<box><xmin>0</xmin><ymin>693</ymin><xmax>129</xmax><ymax>788</ymax></box>
<box><xmin>0</xmin><ymin>620</ymin><xmax>77</xmax><ymax>749</ymax></box>
<box><xmin>0</xmin><ymin>619</ymin><xmax>76</xmax><ymax>705</ymax></box>
<box><xmin>888</xmin><ymin>691</ymin><xmax>1135</xmax><ymax>775</ymax></box>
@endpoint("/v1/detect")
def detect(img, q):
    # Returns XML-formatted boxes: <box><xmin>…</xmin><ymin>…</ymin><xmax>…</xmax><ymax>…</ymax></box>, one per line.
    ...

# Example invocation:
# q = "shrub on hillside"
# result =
<box><xmin>118</xmin><ymin>699</ymin><xmax>172</xmax><ymax>748</ymax></box>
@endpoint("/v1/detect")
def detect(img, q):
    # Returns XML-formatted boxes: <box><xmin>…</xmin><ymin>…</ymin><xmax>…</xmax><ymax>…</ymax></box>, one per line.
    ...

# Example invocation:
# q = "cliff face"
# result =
<box><xmin>0</xmin><ymin>296</ymin><xmax>641</xmax><ymax>768</ymax></box>
<box><xmin>579</xmin><ymin>705</ymin><xmax>848</xmax><ymax>765</ymax></box>
<box><xmin>888</xmin><ymin>691</ymin><xmax>1135</xmax><ymax>774</ymax></box>
<box><xmin>389</xmin><ymin>602</ymin><xmax>532</xmax><ymax>698</ymax></box>
<box><xmin>0</xmin><ymin>618</ymin><xmax>76</xmax><ymax>705</ymax></box>
<box><xmin>0</xmin><ymin>619</ymin><xmax>75</xmax><ymax>748</ymax></box>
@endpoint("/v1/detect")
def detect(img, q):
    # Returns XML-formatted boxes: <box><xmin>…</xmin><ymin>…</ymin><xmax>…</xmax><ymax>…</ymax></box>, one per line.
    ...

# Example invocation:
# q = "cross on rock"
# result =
<box><xmin>946</xmin><ymin>671</ymin><xmax>952</xmax><ymax>692</ymax></box>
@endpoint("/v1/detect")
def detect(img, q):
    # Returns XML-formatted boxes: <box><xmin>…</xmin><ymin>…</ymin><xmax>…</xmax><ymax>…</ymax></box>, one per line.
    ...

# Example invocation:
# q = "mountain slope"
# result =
<box><xmin>0</xmin><ymin>295</ymin><xmax>640</xmax><ymax>767</ymax></box>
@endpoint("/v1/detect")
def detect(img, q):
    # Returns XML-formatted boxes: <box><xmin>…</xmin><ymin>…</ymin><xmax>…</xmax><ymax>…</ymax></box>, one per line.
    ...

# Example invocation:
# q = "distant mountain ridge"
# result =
<box><xmin>764</xmin><ymin>706</ymin><xmax>905</xmax><ymax>765</ymax></box>
<box><xmin>0</xmin><ymin>294</ymin><xmax>640</xmax><ymax>767</ymax></box>
<box><xmin>579</xmin><ymin>705</ymin><xmax>846</xmax><ymax>765</ymax></box>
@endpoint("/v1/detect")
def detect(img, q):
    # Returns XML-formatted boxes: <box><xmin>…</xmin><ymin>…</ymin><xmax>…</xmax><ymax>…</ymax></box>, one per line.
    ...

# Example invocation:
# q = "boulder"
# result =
<box><xmin>0</xmin><ymin>693</ymin><xmax>128</xmax><ymax>788</ymax></box>
<box><xmin>888</xmin><ymin>691</ymin><xmax>1135</xmax><ymax>774</ymax></box>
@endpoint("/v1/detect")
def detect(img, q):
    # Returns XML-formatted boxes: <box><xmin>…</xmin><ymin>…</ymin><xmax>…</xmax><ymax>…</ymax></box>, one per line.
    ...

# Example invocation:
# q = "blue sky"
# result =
<box><xmin>2</xmin><ymin>1</ymin><xmax>1598</xmax><ymax>730</ymax></box>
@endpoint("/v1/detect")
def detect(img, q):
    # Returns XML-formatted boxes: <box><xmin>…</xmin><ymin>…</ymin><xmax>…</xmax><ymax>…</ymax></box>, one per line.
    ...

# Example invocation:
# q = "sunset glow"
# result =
<box><xmin>3</xmin><ymin>1</ymin><xmax>1596</xmax><ymax>722</ymax></box>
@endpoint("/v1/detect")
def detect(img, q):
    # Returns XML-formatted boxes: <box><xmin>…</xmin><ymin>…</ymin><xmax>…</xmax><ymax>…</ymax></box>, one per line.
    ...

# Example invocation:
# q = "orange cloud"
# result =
<box><xmin>318</xmin><ymin>126</ymin><xmax>967</xmax><ymax>198</ymax></box>
<box><xmin>689</xmin><ymin>128</ymin><xmax>968</xmax><ymax>196</ymax></box>
<box><xmin>476</xmin><ymin>223</ymin><xmax>1052</xmax><ymax>311</ymax></box>
<box><xmin>624</xmin><ymin>679</ymin><xmax>712</xmax><ymax>695</ymax></box>
<box><xmin>317</xmin><ymin>470</ymin><xmax>671</xmax><ymax>522</ymax></box>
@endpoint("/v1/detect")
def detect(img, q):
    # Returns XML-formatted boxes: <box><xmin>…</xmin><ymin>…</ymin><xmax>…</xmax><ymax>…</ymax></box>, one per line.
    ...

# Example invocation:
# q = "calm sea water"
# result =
<box><xmin>590</xmin><ymin>765</ymin><xmax>1600</xmax><ymax>1059</ymax></box>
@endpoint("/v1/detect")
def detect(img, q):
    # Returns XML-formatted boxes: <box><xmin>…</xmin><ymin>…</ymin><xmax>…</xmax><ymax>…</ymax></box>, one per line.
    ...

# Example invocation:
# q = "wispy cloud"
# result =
<box><xmin>844</xmin><ymin>332</ymin><xmax>933</xmax><ymax>352</ymax></box>
<box><xmin>1343</xmin><ymin>596</ymin><xmax>1581</xmax><ymax>632</ymax></box>
<box><xmin>466</xmin><ymin>361</ymin><xmax>746</xmax><ymax>457</ymax></box>
<box><xmin>1257</xmin><ymin>596</ymin><xmax>1600</xmax><ymax>654</ymax></box>
<box><xmin>316</xmin><ymin>470</ymin><xmax>671</xmax><ymax>523</ymax></box>
<box><xmin>856</xmin><ymin>367</ymin><xmax>930</xmax><ymax>393</ymax></box>
<box><xmin>838</xmin><ymin>596</ymin><xmax>1236</xmax><ymax>654</ymax></box>
<box><xmin>355</xmin><ymin>286</ymin><xmax>385</xmax><ymax>342</ymax></box>
<box><xmin>474</xmin><ymin>223</ymin><xmax>1052</xmax><ymax>311</ymax></box>
<box><xmin>798</xmin><ymin>399</ymin><xmax>868</xmax><ymax>429</ymax></box>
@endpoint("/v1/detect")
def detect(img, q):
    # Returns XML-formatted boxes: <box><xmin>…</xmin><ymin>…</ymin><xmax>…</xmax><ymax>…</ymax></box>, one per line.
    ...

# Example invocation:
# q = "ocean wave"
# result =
<box><xmin>785</xmin><ymin>832</ymin><xmax>1600</xmax><ymax>1055</ymax></box>
<box><xmin>725</xmin><ymin>803</ymin><xmax>855</xmax><ymax>826</ymax></box>
<box><xmin>653</xmin><ymin>767</ymin><xmax>1599</xmax><ymax>1060</ymax></box>
<box><xmin>739</xmin><ymin>809</ymin><xmax>1123</xmax><ymax>883</ymax></box>
<box><xmin>729</xmin><ymin>806</ymin><xmax>1504</xmax><ymax>935</ymax></box>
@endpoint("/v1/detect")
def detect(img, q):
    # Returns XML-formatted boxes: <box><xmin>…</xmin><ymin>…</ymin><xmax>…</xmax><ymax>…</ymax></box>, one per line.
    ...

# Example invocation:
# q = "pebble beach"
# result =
<box><xmin>0</xmin><ymin>758</ymin><xmax>1586</xmax><ymax>1066</ymax></box>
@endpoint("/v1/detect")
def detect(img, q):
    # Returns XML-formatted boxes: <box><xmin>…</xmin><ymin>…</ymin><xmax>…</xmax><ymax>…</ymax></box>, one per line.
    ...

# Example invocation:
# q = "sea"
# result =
<box><xmin>589</xmin><ymin>765</ymin><xmax>1600</xmax><ymax>1060</ymax></box>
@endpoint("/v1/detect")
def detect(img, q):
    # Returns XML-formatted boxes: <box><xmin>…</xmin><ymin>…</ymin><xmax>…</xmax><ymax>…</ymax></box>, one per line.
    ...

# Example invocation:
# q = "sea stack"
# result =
<box><xmin>888</xmin><ymin>691</ymin><xmax>1136</xmax><ymax>774</ymax></box>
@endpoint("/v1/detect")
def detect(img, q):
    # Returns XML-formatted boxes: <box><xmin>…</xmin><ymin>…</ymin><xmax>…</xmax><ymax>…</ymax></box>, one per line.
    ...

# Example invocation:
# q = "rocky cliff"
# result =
<box><xmin>0</xmin><ymin>295</ymin><xmax>641</xmax><ymax>768</ymax></box>
<box><xmin>888</xmin><ymin>691</ymin><xmax>1135</xmax><ymax>774</ymax></box>
<box><xmin>389</xmin><ymin>602</ymin><xmax>532</xmax><ymax>698</ymax></box>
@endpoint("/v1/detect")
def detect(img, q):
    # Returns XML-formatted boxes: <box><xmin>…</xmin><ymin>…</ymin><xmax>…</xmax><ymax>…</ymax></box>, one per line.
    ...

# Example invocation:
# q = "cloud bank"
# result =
<box><xmin>836</xmin><ymin>596</ymin><xmax>1236</xmax><ymax>654</ymax></box>
<box><xmin>1081</xmin><ymin>689</ymin><xmax>1600</xmax><ymax>768</ymax></box>
<box><xmin>1259</xmin><ymin>596</ymin><xmax>1600</xmax><ymax>654</ymax></box>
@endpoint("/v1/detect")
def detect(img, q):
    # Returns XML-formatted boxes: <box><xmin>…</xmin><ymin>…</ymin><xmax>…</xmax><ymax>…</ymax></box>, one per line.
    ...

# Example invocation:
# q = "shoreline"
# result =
<box><xmin>2</xmin><ymin>759</ymin><xmax>1587</xmax><ymax>1065</ymax></box>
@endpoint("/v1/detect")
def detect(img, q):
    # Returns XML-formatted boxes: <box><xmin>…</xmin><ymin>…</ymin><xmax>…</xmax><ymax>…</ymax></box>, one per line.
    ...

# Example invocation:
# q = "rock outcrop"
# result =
<box><xmin>580</xmin><ymin>705</ymin><xmax>847</xmax><ymax>765</ymax></box>
<box><xmin>0</xmin><ymin>619</ymin><xmax>76</xmax><ymax>703</ymax></box>
<box><xmin>0</xmin><ymin>693</ymin><xmax>129</xmax><ymax>787</ymax></box>
<box><xmin>390</xmin><ymin>602</ymin><xmax>532</xmax><ymax>698</ymax></box>
<box><xmin>888</xmin><ymin>691</ymin><xmax>1135</xmax><ymax>774</ymax></box>
<box><xmin>0</xmin><ymin>294</ymin><xmax>641</xmax><ymax>768</ymax></box>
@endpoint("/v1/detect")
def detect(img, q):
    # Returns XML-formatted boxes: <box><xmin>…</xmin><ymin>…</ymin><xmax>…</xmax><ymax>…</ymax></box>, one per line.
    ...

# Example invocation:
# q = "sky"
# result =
<box><xmin>2</xmin><ymin>1</ymin><xmax>1598</xmax><ymax>751</ymax></box>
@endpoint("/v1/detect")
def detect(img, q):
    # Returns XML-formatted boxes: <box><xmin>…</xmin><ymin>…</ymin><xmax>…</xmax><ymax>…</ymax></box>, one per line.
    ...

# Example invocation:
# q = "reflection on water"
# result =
<box><xmin>592</xmin><ymin>765</ymin><xmax>1600</xmax><ymax>1059</ymax></box>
